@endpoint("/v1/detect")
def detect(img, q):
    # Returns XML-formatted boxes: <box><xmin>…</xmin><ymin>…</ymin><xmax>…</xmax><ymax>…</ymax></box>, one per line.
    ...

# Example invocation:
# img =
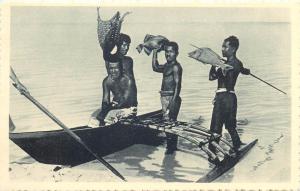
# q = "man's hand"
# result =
<box><xmin>168</xmin><ymin>96</ymin><xmax>178</xmax><ymax>115</ymax></box>
<box><xmin>111</xmin><ymin>101</ymin><xmax>118</xmax><ymax>108</ymax></box>
<box><xmin>99</xmin><ymin>120</ymin><xmax>106</xmax><ymax>127</ymax></box>
<box><xmin>240</xmin><ymin>67</ymin><xmax>250</xmax><ymax>75</ymax></box>
<box><xmin>157</xmin><ymin>44</ymin><xmax>164</xmax><ymax>53</ymax></box>
<box><xmin>97</xmin><ymin>7</ymin><xmax>100</xmax><ymax>19</ymax></box>
<box><xmin>243</xmin><ymin>68</ymin><xmax>251</xmax><ymax>75</ymax></box>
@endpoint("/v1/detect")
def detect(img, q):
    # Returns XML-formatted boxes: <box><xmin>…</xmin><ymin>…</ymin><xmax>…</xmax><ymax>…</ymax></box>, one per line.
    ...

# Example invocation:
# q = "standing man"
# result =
<box><xmin>152</xmin><ymin>41</ymin><xmax>183</xmax><ymax>155</ymax></box>
<box><xmin>208</xmin><ymin>36</ymin><xmax>250</xmax><ymax>164</ymax></box>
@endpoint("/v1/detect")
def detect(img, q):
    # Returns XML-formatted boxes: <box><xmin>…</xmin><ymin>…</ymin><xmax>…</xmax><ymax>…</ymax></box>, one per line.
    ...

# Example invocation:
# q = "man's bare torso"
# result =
<box><xmin>161</xmin><ymin>62</ymin><xmax>182</xmax><ymax>91</ymax></box>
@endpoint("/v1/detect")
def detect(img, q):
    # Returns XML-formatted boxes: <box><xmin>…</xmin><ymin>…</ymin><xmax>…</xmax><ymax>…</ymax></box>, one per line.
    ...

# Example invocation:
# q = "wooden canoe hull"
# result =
<box><xmin>9</xmin><ymin>110</ymin><xmax>165</xmax><ymax>166</ymax></box>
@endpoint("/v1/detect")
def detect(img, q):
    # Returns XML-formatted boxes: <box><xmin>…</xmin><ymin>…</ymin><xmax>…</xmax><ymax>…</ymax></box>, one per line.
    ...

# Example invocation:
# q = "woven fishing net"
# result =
<box><xmin>97</xmin><ymin>8</ymin><xmax>130</xmax><ymax>49</ymax></box>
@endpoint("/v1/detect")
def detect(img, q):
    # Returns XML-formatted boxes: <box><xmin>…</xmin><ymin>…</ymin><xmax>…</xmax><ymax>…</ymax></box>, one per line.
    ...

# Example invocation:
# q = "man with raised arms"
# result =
<box><xmin>152</xmin><ymin>41</ymin><xmax>183</xmax><ymax>155</ymax></box>
<box><xmin>103</xmin><ymin>33</ymin><xmax>135</xmax><ymax>80</ymax></box>
<box><xmin>208</xmin><ymin>36</ymin><xmax>250</xmax><ymax>164</ymax></box>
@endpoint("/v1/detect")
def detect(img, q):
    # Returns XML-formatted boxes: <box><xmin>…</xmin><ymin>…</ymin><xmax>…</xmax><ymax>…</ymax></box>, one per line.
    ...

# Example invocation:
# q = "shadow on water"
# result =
<box><xmin>99</xmin><ymin>132</ymin><xmax>212</xmax><ymax>182</ymax></box>
<box><xmin>150</xmin><ymin>151</ymin><xmax>208</xmax><ymax>182</ymax></box>
<box><xmin>101</xmin><ymin>115</ymin><xmax>213</xmax><ymax>182</ymax></box>
<box><xmin>159</xmin><ymin>153</ymin><xmax>192</xmax><ymax>182</ymax></box>
<box><xmin>191</xmin><ymin>116</ymin><xmax>205</xmax><ymax>126</ymax></box>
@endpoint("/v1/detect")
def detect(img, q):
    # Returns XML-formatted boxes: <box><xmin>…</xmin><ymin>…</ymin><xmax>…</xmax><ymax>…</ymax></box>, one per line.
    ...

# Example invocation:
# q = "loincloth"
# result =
<box><xmin>159</xmin><ymin>90</ymin><xmax>175</xmax><ymax>97</ymax></box>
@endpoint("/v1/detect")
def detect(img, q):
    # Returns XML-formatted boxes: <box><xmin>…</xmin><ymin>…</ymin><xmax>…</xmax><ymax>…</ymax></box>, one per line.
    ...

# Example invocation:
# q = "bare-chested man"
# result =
<box><xmin>152</xmin><ymin>41</ymin><xmax>183</xmax><ymax>155</ymax></box>
<box><xmin>103</xmin><ymin>33</ymin><xmax>135</xmax><ymax>80</ymax></box>
<box><xmin>208</xmin><ymin>36</ymin><xmax>250</xmax><ymax>164</ymax></box>
<box><xmin>95</xmin><ymin>60</ymin><xmax>138</xmax><ymax>126</ymax></box>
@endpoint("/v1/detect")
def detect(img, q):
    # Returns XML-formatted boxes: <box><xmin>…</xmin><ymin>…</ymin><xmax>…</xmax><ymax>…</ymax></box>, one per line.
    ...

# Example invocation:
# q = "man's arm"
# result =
<box><xmin>116</xmin><ymin>77</ymin><xmax>132</xmax><ymax>108</ymax></box>
<box><xmin>103</xmin><ymin>40</ymin><xmax>118</xmax><ymax>62</ymax></box>
<box><xmin>125</xmin><ymin>56</ymin><xmax>134</xmax><ymax>78</ymax></box>
<box><xmin>97</xmin><ymin>78</ymin><xmax>111</xmax><ymax>122</ymax></box>
<box><xmin>240</xmin><ymin>62</ymin><xmax>250</xmax><ymax>75</ymax></box>
<box><xmin>209</xmin><ymin>66</ymin><xmax>219</xmax><ymax>81</ymax></box>
<box><xmin>172</xmin><ymin>65</ymin><xmax>182</xmax><ymax>100</ymax></box>
<box><xmin>152</xmin><ymin>49</ymin><xmax>164</xmax><ymax>73</ymax></box>
<box><xmin>168</xmin><ymin>64</ymin><xmax>182</xmax><ymax>114</ymax></box>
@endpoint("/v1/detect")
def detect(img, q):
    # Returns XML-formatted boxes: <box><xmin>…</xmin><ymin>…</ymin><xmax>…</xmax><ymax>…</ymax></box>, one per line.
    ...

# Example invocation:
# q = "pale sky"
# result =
<box><xmin>11</xmin><ymin>6</ymin><xmax>290</xmax><ymax>24</ymax></box>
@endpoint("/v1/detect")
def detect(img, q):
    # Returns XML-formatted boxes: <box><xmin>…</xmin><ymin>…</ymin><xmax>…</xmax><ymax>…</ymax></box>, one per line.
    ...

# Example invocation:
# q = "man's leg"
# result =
<box><xmin>165</xmin><ymin>96</ymin><xmax>181</xmax><ymax>154</ymax></box>
<box><xmin>88</xmin><ymin>108</ymin><xmax>102</xmax><ymax>127</ymax></box>
<box><xmin>225</xmin><ymin>94</ymin><xmax>242</xmax><ymax>152</ymax></box>
<box><xmin>160</xmin><ymin>96</ymin><xmax>170</xmax><ymax>120</ymax></box>
<box><xmin>208</xmin><ymin>94</ymin><xmax>224</xmax><ymax>153</ymax></box>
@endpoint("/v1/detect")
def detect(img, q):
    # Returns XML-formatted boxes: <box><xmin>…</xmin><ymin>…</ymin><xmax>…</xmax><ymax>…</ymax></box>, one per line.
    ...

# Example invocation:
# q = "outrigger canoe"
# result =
<box><xmin>10</xmin><ymin>71</ymin><xmax>257</xmax><ymax>182</ymax></box>
<box><xmin>10</xmin><ymin>109</ymin><xmax>257</xmax><ymax>182</ymax></box>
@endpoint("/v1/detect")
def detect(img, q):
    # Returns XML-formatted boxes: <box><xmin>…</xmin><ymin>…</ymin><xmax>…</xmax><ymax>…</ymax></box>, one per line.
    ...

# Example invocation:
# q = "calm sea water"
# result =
<box><xmin>9</xmin><ymin>7</ymin><xmax>290</xmax><ymax>182</ymax></box>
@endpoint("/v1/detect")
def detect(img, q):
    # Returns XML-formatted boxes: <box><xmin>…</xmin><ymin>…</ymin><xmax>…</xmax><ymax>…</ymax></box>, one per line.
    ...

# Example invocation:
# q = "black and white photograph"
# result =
<box><xmin>1</xmin><ymin>1</ymin><xmax>299</xmax><ymax>190</ymax></box>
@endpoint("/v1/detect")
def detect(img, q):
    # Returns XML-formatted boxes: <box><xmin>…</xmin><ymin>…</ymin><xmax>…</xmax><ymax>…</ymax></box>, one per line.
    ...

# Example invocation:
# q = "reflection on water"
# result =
<box><xmin>9</xmin><ymin>7</ymin><xmax>291</xmax><ymax>182</ymax></box>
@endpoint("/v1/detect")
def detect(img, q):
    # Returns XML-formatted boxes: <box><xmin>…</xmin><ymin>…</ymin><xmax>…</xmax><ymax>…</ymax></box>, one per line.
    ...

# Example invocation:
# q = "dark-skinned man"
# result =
<box><xmin>104</xmin><ymin>33</ymin><xmax>135</xmax><ymax>80</ymax></box>
<box><xmin>89</xmin><ymin>33</ymin><xmax>137</xmax><ymax>127</ymax></box>
<box><xmin>152</xmin><ymin>41</ymin><xmax>183</xmax><ymax>155</ymax></box>
<box><xmin>88</xmin><ymin>39</ymin><xmax>138</xmax><ymax>127</ymax></box>
<box><xmin>88</xmin><ymin>59</ymin><xmax>137</xmax><ymax>127</ymax></box>
<box><xmin>208</xmin><ymin>36</ymin><xmax>250</xmax><ymax>165</ymax></box>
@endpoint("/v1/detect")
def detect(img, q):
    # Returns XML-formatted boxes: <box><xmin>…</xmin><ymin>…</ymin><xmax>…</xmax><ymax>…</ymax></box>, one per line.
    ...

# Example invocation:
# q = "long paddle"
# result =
<box><xmin>11</xmin><ymin>72</ymin><xmax>127</xmax><ymax>182</ymax></box>
<box><xmin>250</xmin><ymin>73</ymin><xmax>286</xmax><ymax>95</ymax></box>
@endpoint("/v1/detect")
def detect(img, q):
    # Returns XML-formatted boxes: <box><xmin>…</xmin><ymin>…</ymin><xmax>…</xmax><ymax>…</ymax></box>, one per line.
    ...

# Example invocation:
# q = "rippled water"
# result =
<box><xmin>9</xmin><ymin>7</ymin><xmax>290</xmax><ymax>182</ymax></box>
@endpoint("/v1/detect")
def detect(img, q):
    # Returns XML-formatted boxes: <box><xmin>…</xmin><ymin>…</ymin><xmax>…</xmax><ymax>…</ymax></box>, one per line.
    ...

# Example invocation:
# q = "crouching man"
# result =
<box><xmin>89</xmin><ymin>58</ymin><xmax>138</xmax><ymax>127</ymax></box>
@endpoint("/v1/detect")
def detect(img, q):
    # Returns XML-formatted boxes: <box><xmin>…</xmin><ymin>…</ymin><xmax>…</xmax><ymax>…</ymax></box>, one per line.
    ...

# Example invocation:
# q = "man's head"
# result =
<box><xmin>108</xmin><ymin>61</ymin><xmax>122</xmax><ymax>80</ymax></box>
<box><xmin>117</xmin><ymin>33</ymin><xmax>131</xmax><ymax>56</ymax></box>
<box><xmin>164</xmin><ymin>41</ymin><xmax>179</xmax><ymax>63</ymax></box>
<box><xmin>222</xmin><ymin>36</ymin><xmax>239</xmax><ymax>58</ymax></box>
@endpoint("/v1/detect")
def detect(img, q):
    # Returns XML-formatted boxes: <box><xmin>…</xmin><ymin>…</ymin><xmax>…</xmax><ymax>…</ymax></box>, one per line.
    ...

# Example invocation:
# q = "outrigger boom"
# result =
<box><xmin>121</xmin><ymin>118</ymin><xmax>245</xmax><ymax>162</ymax></box>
